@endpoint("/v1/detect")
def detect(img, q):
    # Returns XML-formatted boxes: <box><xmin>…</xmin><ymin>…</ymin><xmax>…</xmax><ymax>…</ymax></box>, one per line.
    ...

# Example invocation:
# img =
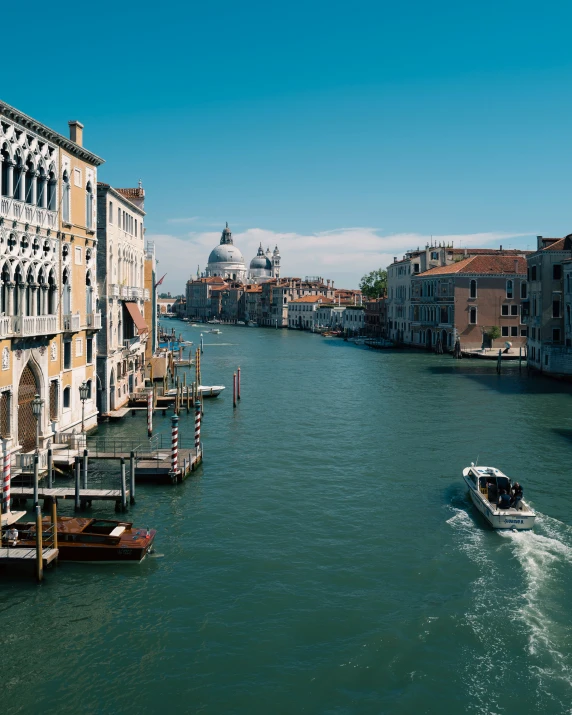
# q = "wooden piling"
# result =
<box><xmin>47</xmin><ymin>448</ymin><xmax>53</xmax><ymax>489</ymax></box>
<box><xmin>497</xmin><ymin>349</ymin><xmax>502</xmax><ymax>375</ymax></box>
<box><xmin>129</xmin><ymin>451</ymin><xmax>136</xmax><ymax>505</ymax></box>
<box><xmin>74</xmin><ymin>457</ymin><xmax>81</xmax><ymax>511</ymax></box>
<box><xmin>35</xmin><ymin>505</ymin><xmax>43</xmax><ymax>583</ymax></box>
<box><xmin>83</xmin><ymin>449</ymin><xmax>89</xmax><ymax>490</ymax></box>
<box><xmin>237</xmin><ymin>366</ymin><xmax>241</xmax><ymax>400</ymax></box>
<box><xmin>51</xmin><ymin>498</ymin><xmax>58</xmax><ymax>551</ymax></box>
<box><xmin>120</xmin><ymin>458</ymin><xmax>127</xmax><ymax>511</ymax></box>
<box><xmin>233</xmin><ymin>372</ymin><xmax>237</xmax><ymax>408</ymax></box>
<box><xmin>519</xmin><ymin>345</ymin><xmax>522</xmax><ymax>370</ymax></box>
<box><xmin>33</xmin><ymin>454</ymin><xmax>39</xmax><ymax>507</ymax></box>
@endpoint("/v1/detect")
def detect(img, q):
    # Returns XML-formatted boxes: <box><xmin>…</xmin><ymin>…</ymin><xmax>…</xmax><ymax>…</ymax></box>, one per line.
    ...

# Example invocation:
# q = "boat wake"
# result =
<box><xmin>447</xmin><ymin>505</ymin><xmax>572</xmax><ymax>712</ymax></box>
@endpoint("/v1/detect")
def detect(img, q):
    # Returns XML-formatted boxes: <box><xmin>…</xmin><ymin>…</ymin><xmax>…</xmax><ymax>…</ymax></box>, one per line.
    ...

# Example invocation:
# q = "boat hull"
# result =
<box><xmin>463</xmin><ymin>473</ymin><xmax>535</xmax><ymax>530</ymax></box>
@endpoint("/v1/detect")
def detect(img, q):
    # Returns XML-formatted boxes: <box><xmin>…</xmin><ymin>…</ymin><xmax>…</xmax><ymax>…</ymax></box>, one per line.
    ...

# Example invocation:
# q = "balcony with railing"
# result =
<box><xmin>0</xmin><ymin>197</ymin><xmax>57</xmax><ymax>229</ymax></box>
<box><xmin>143</xmin><ymin>288</ymin><xmax>150</xmax><ymax>301</ymax></box>
<box><xmin>63</xmin><ymin>313</ymin><xmax>81</xmax><ymax>332</ymax></box>
<box><xmin>120</xmin><ymin>286</ymin><xmax>129</xmax><ymax>299</ymax></box>
<box><xmin>13</xmin><ymin>315</ymin><xmax>58</xmax><ymax>336</ymax></box>
<box><xmin>86</xmin><ymin>312</ymin><xmax>102</xmax><ymax>329</ymax></box>
<box><xmin>109</xmin><ymin>284</ymin><xmax>120</xmax><ymax>299</ymax></box>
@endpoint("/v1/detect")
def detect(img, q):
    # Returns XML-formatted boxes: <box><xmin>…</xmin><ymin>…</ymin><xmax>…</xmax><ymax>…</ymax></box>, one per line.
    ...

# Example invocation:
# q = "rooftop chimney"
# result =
<box><xmin>393</xmin><ymin>257</ymin><xmax>397</xmax><ymax>263</ymax></box>
<box><xmin>514</xmin><ymin>259</ymin><xmax>519</xmax><ymax>274</ymax></box>
<box><xmin>499</xmin><ymin>244</ymin><xmax>502</xmax><ymax>251</ymax></box>
<box><xmin>68</xmin><ymin>120</ymin><xmax>84</xmax><ymax>147</ymax></box>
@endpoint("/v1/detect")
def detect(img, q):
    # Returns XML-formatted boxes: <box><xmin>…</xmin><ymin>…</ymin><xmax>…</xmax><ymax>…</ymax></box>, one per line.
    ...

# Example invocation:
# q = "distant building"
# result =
<box><xmin>411</xmin><ymin>255</ymin><xmax>528</xmax><ymax>351</ymax></box>
<box><xmin>288</xmin><ymin>296</ymin><xmax>333</xmax><ymax>329</ymax></box>
<box><xmin>260</xmin><ymin>278</ymin><xmax>335</xmax><ymax>327</ymax></box>
<box><xmin>185</xmin><ymin>276</ymin><xmax>227</xmax><ymax>320</ymax></box>
<box><xmin>386</xmin><ymin>245</ymin><xmax>530</xmax><ymax>345</ymax></box>
<box><xmin>204</xmin><ymin>223</ymin><xmax>280</xmax><ymax>283</ymax></box>
<box><xmin>524</xmin><ymin>235</ymin><xmax>572</xmax><ymax>375</ymax></box>
<box><xmin>365</xmin><ymin>299</ymin><xmax>387</xmax><ymax>338</ymax></box>
<box><xmin>343</xmin><ymin>306</ymin><xmax>365</xmax><ymax>335</ymax></box>
<box><xmin>239</xmin><ymin>284</ymin><xmax>262</xmax><ymax>323</ymax></box>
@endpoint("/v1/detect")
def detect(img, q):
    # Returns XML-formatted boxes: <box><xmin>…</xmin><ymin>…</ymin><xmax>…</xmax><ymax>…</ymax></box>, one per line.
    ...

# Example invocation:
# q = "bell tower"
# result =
<box><xmin>272</xmin><ymin>245</ymin><xmax>281</xmax><ymax>279</ymax></box>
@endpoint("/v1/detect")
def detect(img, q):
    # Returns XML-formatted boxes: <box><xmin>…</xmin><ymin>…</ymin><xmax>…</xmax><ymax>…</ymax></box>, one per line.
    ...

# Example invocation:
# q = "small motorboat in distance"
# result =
<box><xmin>462</xmin><ymin>464</ymin><xmax>536</xmax><ymax>530</ymax></box>
<box><xmin>4</xmin><ymin>517</ymin><xmax>156</xmax><ymax>562</ymax></box>
<box><xmin>206</xmin><ymin>328</ymin><xmax>222</xmax><ymax>334</ymax></box>
<box><xmin>198</xmin><ymin>385</ymin><xmax>225</xmax><ymax>398</ymax></box>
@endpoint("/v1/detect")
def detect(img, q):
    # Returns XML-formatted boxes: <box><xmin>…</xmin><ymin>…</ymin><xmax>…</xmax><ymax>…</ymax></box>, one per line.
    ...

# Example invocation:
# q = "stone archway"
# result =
<box><xmin>18</xmin><ymin>363</ymin><xmax>39</xmax><ymax>452</ymax></box>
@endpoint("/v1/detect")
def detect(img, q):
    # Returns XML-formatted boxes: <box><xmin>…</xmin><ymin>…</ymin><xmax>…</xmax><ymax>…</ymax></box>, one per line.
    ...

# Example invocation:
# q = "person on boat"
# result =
<box><xmin>487</xmin><ymin>480</ymin><xmax>498</xmax><ymax>504</ymax></box>
<box><xmin>6</xmin><ymin>526</ymin><xmax>18</xmax><ymax>545</ymax></box>
<box><xmin>511</xmin><ymin>482</ymin><xmax>523</xmax><ymax>510</ymax></box>
<box><xmin>498</xmin><ymin>489</ymin><xmax>511</xmax><ymax>510</ymax></box>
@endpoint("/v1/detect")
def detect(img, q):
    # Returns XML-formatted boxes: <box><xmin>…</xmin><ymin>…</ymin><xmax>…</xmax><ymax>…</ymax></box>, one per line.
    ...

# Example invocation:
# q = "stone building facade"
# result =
<box><xmin>411</xmin><ymin>255</ymin><xmax>528</xmax><ymax>351</ymax></box>
<box><xmin>96</xmin><ymin>183</ymin><xmax>149</xmax><ymax>414</ymax></box>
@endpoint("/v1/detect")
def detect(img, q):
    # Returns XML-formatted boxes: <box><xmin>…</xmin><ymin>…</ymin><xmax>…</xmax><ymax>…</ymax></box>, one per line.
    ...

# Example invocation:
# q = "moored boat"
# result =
<box><xmin>4</xmin><ymin>517</ymin><xmax>156</xmax><ymax>562</ymax></box>
<box><xmin>198</xmin><ymin>385</ymin><xmax>225</xmax><ymax>398</ymax></box>
<box><xmin>462</xmin><ymin>464</ymin><xmax>535</xmax><ymax>530</ymax></box>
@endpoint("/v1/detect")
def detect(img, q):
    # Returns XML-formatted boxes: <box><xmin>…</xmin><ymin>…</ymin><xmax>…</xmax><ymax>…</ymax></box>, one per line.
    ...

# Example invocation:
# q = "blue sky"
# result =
<box><xmin>4</xmin><ymin>1</ymin><xmax>572</xmax><ymax>291</ymax></box>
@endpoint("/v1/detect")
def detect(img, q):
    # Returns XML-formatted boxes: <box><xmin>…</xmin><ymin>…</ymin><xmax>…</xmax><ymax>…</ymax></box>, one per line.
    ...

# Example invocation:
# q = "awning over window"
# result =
<box><xmin>125</xmin><ymin>302</ymin><xmax>148</xmax><ymax>333</ymax></box>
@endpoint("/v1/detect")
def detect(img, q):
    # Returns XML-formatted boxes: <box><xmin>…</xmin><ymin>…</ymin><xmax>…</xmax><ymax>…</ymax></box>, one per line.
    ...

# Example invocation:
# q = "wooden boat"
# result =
<box><xmin>4</xmin><ymin>517</ymin><xmax>156</xmax><ymax>562</ymax></box>
<box><xmin>462</xmin><ymin>464</ymin><xmax>536</xmax><ymax>530</ymax></box>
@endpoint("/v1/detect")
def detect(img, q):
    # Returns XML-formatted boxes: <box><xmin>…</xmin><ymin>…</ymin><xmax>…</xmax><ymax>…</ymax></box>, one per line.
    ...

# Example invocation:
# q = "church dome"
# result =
<box><xmin>250</xmin><ymin>244</ymin><xmax>272</xmax><ymax>270</ymax></box>
<box><xmin>208</xmin><ymin>244</ymin><xmax>245</xmax><ymax>264</ymax></box>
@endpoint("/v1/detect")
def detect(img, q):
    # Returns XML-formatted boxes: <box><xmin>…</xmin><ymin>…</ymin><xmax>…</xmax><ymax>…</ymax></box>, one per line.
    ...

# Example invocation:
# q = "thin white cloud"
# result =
<box><xmin>166</xmin><ymin>216</ymin><xmax>200</xmax><ymax>224</ymax></box>
<box><xmin>148</xmin><ymin>227</ymin><xmax>532</xmax><ymax>294</ymax></box>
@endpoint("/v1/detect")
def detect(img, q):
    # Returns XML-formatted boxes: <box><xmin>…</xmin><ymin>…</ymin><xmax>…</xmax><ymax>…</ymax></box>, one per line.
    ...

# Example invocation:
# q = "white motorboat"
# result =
<box><xmin>462</xmin><ymin>464</ymin><xmax>535</xmax><ymax>530</ymax></box>
<box><xmin>198</xmin><ymin>385</ymin><xmax>225</xmax><ymax>398</ymax></box>
<box><xmin>206</xmin><ymin>328</ymin><xmax>222</xmax><ymax>334</ymax></box>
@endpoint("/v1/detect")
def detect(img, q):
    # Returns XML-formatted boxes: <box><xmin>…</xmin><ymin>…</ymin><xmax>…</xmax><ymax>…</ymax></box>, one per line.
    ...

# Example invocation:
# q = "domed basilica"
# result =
<box><xmin>204</xmin><ymin>223</ymin><xmax>280</xmax><ymax>283</ymax></box>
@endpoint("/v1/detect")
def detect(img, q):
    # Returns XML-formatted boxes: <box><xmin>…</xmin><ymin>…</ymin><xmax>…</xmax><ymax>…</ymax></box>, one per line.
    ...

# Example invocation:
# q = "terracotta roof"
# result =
<box><xmin>291</xmin><ymin>295</ymin><xmax>332</xmax><ymax>304</ymax></box>
<box><xmin>449</xmin><ymin>248</ymin><xmax>531</xmax><ymax>255</ymax></box>
<box><xmin>541</xmin><ymin>236</ymin><xmax>572</xmax><ymax>251</ymax></box>
<box><xmin>416</xmin><ymin>255</ymin><xmax>527</xmax><ymax>277</ymax></box>
<box><xmin>116</xmin><ymin>187</ymin><xmax>145</xmax><ymax>199</ymax></box>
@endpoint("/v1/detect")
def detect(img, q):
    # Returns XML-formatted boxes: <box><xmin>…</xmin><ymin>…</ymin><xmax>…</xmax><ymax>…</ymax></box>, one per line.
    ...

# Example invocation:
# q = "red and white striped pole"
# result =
<box><xmin>194</xmin><ymin>399</ymin><xmax>201</xmax><ymax>451</ymax></box>
<box><xmin>233</xmin><ymin>372</ymin><xmax>237</xmax><ymax>409</ymax></box>
<box><xmin>171</xmin><ymin>415</ymin><xmax>179</xmax><ymax>476</ymax></box>
<box><xmin>147</xmin><ymin>389</ymin><xmax>153</xmax><ymax>437</ymax></box>
<box><xmin>237</xmin><ymin>366</ymin><xmax>241</xmax><ymax>400</ymax></box>
<box><xmin>3</xmin><ymin>440</ymin><xmax>10</xmax><ymax>513</ymax></box>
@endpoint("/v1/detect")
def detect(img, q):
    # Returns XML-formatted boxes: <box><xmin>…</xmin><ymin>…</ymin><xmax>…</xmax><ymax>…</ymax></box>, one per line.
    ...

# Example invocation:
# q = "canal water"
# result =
<box><xmin>2</xmin><ymin>322</ymin><xmax>572</xmax><ymax>714</ymax></box>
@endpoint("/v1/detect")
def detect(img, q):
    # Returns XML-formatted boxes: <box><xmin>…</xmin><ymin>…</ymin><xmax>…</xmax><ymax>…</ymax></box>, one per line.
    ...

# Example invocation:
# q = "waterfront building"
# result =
<box><xmin>523</xmin><ymin>235</ymin><xmax>572</xmax><ymax>375</ymax></box>
<box><xmin>411</xmin><ymin>255</ymin><xmax>528</xmax><ymax>351</ymax></box>
<box><xmin>316</xmin><ymin>304</ymin><xmax>345</xmax><ymax>330</ymax></box>
<box><xmin>96</xmin><ymin>182</ymin><xmax>149</xmax><ymax>414</ymax></box>
<box><xmin>0</xmin><ymin>102</ymin><xmax>105</xmax><ymax>462</ymax></box>
<box><xmin>220</xmin><ymin>284</ymin><xmax>243</xmax><ymax>321</ymax></box>
<box><xmin>204</xmin><ymin>223</ymin><xmax>280</xmax><ymax>283</ymax></box>
<box><xmin>260</xmin><ymin>277</ymin><xmax>335</xmax><ymax>327</ymax></box>
<box><xmin>287</xmin><ymin>295</ymin><xmax>333</xmax><ymax>329</ymax></box>
<box><xmin>239</xmin><ymin>284</ymin><xmax>262</xmax><ymax>323</ymax></box>
<box><xmin>343</xmin><ymin>306</ymin><xmax>365</xmax><ymax>336</ymax></box>
<box><xmin>185</xmin><ymin>276</ymin><xmax>228</xmax><ymax>320</ymax></box>
<box><xmin>386</xmin><ymin>245</ymin><xmax>529</xmax><ymax>345</ymax></box>
<box><xmin>365</xmin><ymin>298</ymin><xmax>387</xmax><ymax>338</ymax></box>
<box><xmin>144</xmin><ymin>241</ymin><xmax>157</xmax><ymax>362</ymax></box>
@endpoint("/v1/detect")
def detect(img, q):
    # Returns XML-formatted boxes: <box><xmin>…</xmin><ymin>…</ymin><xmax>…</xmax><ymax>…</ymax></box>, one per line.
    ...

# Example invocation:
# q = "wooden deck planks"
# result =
<box><xmin>10</xmin><ymin>487</ymin><xmax>128</xmax><ymax>501</ymax></box>
<box><xmin>0</xmin><ymin>547</ymin><xmax>59</xmax><ymax>564</ymax></box>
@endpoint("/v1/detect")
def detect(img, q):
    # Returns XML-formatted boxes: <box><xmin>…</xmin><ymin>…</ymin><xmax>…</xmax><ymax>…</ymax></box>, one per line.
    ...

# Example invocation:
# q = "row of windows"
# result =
<box><xmin>528</xmin><ymin>264</ymin><xmax>562</xmax><ymax>282</ymax></box>
<box><xmin>63</xmin><ymin>337</ymin><xmax>93</xmax><ymax>369</ymax></box>
<box><xmin>109</xmin><ymin>201</ymin><xmax>143</xmax><ymax>237</ymax></box>
<box><xmin>62</xmin><ymin>171</ymin><xmax>93</xmax><ymax>229</ymax></box>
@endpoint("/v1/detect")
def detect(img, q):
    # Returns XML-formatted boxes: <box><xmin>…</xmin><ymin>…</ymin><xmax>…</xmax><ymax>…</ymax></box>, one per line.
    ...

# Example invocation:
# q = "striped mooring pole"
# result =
<box><xmin>147</xmin><ymin>389</ymin><xmax>153</xmax><ymax>437</ymax></box>
<box><xmin>171</xmin><ymin>414</ymin><xmax>179</xmax><ymax>476</ymax></box>
<box><xmin>2</xmin><ymin>440</ymin><xmax>10</xmax><ymax>513</ymax></box>
<box><xmin>194</xmin><ymin>399</ymin><xmax>201</xmax><ymax>451</ymax></box>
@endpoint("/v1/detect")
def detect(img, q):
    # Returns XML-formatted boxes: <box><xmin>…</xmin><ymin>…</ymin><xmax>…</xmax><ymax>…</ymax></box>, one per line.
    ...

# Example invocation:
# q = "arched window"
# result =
<box><xmin>13</xmin><ymin>264</ymin><xmax>23</xmax><ymax>315</ymax></box>
<box><xmin>62</xmin><ymin>267</ymin><xmax>71</xmax><ymax>316</ymax></box>
<box><xmin>36</xmin><ymin>167</ymin><xmax>46</xmax><ymax>208</ymax></box>
<box><xmin>13</xmin><ymin>154</ymin><xmax>23</xmax><ymax>201</ymax></box>
<box><xmin>506</xmin><ymin>280</ymin><xmax>513</xmax><ymax>299</ymax></box>
<box><xmin>469</xmin><ymin>280</ymin><xmax>477</xmax><ymax>299</ymax></box>
<box><xmin>62</xmin><ymin>171</ymin><xmax>70</xmax><ymax>222</ymax></box>
<box><xmin>85</xmin><ymin>181</ymin><xmax>93</xmax><ymax>229</ymax></box>
<box><xmin>48</xmin><ymin>268</ymin><xmax>56</xmax><ymax>315</ymax></box>
<box><xmin>1</xmin><ymin>263</ymin><xmax>9</xmax><ymax>315</ymax></box>
<box><xmin>86</xmin><ymin>380</ymin><xmax>92</xmax><ymax>399</ymax></box>
<box><xmin>24</xmin><ymin>158</ymin><xmax>34</xmax><ymax>204</ymax></box>
<box><xmin>0</xmin><ymin>145</ymin><xmax>10</xmax><ymax>197</ymax></box>
<box><xmin>47</xmin><ymin>171</ymin><xmax>56</xmax><ymax>211</ymax></box>
<box><xmin>63</xmin><ymin>386</ymin><xmax>71</xmax><ymax>408</ymax></box>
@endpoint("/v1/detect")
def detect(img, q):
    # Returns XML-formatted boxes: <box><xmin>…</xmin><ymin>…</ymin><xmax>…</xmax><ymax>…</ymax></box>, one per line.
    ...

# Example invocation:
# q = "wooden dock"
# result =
<box><xmin>11</xmin><ymin>487</ymin><xmax>129</xmax><ymax>506</ymax></box>
<box><xmin>136</xmin><ymin>447</ymin><xmax>203</xmax><ymax>484</ymax></box>
<box><xmin>0</xmin><ymin>547</ymin><xmax>59</xmax><ymax>565</ymax></box>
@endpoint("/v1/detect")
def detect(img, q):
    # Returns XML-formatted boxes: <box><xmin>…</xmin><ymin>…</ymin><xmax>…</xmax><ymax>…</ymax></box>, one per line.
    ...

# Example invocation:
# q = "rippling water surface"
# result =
<box><xmin>3</xmin><ymin>323</ymin><xmax>572</xmax><ymax>714</ymax></box>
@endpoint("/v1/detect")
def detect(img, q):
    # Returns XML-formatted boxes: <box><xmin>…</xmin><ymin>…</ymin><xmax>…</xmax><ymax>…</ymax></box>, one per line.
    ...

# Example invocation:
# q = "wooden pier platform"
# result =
<box><xmin>136</xmin><ymin>447</ymin><xmax>203</xmax><ymax>484</ymax></box>
<box><xmin>0</xmin><ymin>547</ymin><xmax>59</xmax><ymax>565</ymax></box>
<box><xmin>10</xmin><ymin>487</ymin><xmax>129</xmax><ymax>504</ymax></box>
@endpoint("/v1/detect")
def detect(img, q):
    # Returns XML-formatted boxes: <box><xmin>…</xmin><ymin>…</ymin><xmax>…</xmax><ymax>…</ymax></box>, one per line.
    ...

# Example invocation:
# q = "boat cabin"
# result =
<box><xmin>467</xmin><ymin>467</ymin><xmax>511</xmax><ymax>504</ymax></box>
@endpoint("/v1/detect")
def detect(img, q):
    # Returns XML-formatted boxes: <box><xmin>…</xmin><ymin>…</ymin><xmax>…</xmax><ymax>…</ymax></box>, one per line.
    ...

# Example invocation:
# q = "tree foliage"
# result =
<box><xmin>359</xmin><ymin>269</ymin><xmax>388</xmax><ymax>299</ymax></box>
<box><xmin>487</xmin><ymin>326</ymin><xmax>501</xmax><ymax>346</ymax></box>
